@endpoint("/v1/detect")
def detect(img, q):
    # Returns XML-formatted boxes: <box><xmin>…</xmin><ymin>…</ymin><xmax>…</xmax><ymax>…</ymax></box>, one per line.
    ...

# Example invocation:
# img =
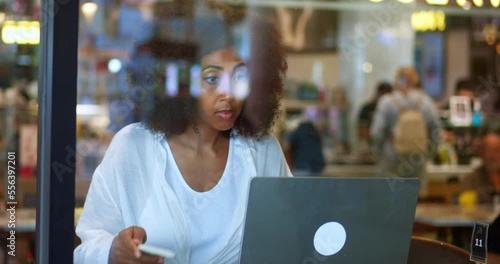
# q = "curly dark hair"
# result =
<box><xmin>145</xmin><ymin>13</ymin><xmax>287</xmax><ymax>140</ymax></box>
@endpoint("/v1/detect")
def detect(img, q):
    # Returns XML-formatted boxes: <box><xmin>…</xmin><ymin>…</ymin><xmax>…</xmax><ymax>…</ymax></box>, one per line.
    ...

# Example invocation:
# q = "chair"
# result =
<box><xmin>407</xmin><ymin>236</ymin><xmax>474</xmax><ymax>264</ymax></box>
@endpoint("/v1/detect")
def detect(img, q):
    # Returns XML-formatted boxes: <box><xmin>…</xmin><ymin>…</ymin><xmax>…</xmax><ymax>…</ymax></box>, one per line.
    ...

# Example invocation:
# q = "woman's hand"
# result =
<box><xmin>108</xmin><ymin>226</ymin><xmax>164</xmax><ymax>264</ymax></box>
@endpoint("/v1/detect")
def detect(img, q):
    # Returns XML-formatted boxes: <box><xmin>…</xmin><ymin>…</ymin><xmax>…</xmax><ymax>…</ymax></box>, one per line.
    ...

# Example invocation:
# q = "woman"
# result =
<box><xmin>74</xmin><ymin>10</ymin><xmax>292</xmax><ymax>264</ymax></box>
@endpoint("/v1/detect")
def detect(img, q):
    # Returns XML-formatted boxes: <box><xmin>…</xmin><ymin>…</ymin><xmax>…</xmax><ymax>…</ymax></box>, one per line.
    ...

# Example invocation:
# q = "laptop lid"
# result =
<box><xmin>239</xmin><ymin>177</ymin><xmax>420</xmax><ymax>264</ymax></box>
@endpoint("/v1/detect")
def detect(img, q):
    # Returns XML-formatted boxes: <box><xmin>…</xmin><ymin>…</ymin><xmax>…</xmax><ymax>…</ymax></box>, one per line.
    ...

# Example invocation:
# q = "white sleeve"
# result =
<box><xmin>279</xmin><ymin>146</ymin><xmax>294</xmax><ymax>177</ymax></box>
<box><xmin>262</xmin><ymin>134</ymin><xmax>294</xmax><ymax>177</ymax></box>
<box><xmin>74</xmin><ymin>168</ymin><xmax>124</xmax><ymax>264</ymax></box>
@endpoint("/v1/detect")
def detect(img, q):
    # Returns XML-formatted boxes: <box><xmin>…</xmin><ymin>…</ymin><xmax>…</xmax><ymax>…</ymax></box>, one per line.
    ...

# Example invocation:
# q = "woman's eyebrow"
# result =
<box><xmin>202</xmin><ymin>65</ymin><xmax>224</xmax><ymax>71</ymax></box>
<box><xmin>233</xmin><ymin>63</ymin><xmax>247</xmax><ymax>71</ymax></box>
<box><xmin>201</xmin><ymin>63</ymin><xmax>246</xmax><ymax>72</ymax></box>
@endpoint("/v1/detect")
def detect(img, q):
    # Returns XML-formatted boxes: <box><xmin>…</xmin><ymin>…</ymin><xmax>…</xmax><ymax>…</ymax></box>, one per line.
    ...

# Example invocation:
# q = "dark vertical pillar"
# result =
<box><xmin>36</xmin><ymin>0</ymin><xmax>78</xmax><ymax>263</ymax></box>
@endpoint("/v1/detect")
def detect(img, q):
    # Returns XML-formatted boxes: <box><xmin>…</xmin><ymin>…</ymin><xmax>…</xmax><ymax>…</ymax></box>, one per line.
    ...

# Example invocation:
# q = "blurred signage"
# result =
<box><xmin>426</xmin><ymin>0</ymin><xmax>449</xmax><ymax>4</ymax></box>
<box><xmin>411</xmin><ymin>11</ymin><xmax>446</xmax><ymax>31</ymax></box>
<box><xmin>424</xmin><ymin>0</ymin><xmax>500</xmax><ymax>7</ymax></box>
<box><xmin>1</xmin><ymin>20</ymin><xmax>40</xmax><ymax>45</ymax></box>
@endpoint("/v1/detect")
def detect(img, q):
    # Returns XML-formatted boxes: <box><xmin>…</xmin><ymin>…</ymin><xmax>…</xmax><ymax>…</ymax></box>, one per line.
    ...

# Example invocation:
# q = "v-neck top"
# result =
<box><xmin>164</xmin><ymin>138</ymin><xmax>241</xmax><ymax>263</ymax></box>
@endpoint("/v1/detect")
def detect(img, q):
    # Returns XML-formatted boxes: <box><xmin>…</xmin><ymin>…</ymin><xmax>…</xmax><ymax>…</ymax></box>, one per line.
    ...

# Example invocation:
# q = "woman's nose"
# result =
<box><xmin>218</xmin><ymin>73</ymin><xmax>232</xmax><ymax>97</ymax></box>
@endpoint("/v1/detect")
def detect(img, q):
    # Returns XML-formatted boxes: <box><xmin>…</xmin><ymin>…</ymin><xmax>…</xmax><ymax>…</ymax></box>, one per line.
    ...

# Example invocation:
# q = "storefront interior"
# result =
<box><xmin>1</xmin><ymin>0</ymin><xmax>500</xmax><ymax>263</ymax></box>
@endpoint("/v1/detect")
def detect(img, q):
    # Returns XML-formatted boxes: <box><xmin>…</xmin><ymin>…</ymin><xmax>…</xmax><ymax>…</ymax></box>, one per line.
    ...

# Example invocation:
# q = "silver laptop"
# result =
<box><xmin>239</xmin><ymin>177</ymin><xmax>420</xmax><ymax>264</ymax></box>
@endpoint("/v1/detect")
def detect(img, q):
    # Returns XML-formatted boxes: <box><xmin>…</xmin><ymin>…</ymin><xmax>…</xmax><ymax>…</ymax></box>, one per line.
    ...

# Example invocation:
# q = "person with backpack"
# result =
<box><xmin>370</xmin><ymin>66</ymin><xmax>442</xmax><ymax>179</ymax></box>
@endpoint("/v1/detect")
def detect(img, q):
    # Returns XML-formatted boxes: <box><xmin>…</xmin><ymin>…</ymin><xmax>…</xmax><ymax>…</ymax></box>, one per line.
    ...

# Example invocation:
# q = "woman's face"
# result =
<box><xmin>198</xmin><ymin>47</ymin><xmax>248</xmax><ymax>131</ymax></box>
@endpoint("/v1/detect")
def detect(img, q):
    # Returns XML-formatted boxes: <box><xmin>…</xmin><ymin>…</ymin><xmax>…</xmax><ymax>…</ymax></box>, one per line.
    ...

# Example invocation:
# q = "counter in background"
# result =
<box><xmin>323</xmin><ymin>163</ymin><xmax>477</xmax><ymax>180</ymax></box>
<box><xmin>322</xmin><ymin>163</ymin><xmax>479</xmax><ymax>197</ymax></box>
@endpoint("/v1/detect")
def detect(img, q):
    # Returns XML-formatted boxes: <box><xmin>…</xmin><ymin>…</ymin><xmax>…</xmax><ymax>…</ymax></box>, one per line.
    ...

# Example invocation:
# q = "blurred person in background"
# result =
<box><xmin>447</xmin><ymin>79</ymin><xmax>481</xmax><ymax>163</ymax></box>
<box><xmin>459</xmin><ymin>128</ymin><xmax>500</xmax><ymax>204</ymax></box>
<box><xmin>370</xmin><ymin>66</ymin><xmax>441</xmax><ymax>179</ymax></box>
<box><xmin>332</xmin><ymin>88</ymin><xmax>351</xmax><ymax>154</ymax></box>
<box><xmin>442</xmin><ymin>78</ymin><xmax>476</xmax><ymax>111</ymax></box>
<box><xmin>358</xmin><ymin>81</ymin><xmax>392</xmax><ymax>144</ymax></box>
<box><xmin>2</xmin><ymin>77</ymin><xmax>32</xmax><ymax>108</ymax></box>
<box><xmin>454</xmin><ymin>79</ymin><xmax>476</xmax><ymax>100</ymax></box>
<box><xmin>74</xmin><ymin>5</ymin><xmax>292</xmax><ymax>264</ymax></box>
<box><xmin>285</xmin><ymin>106</ymin><xmax>325</xmax><ymax>176</ymax></box>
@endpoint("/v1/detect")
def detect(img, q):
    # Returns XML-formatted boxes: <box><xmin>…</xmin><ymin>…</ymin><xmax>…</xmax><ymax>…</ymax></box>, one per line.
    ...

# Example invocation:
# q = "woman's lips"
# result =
<box><xmin>215</xmin><ymin>110</ymin><xmax>234</xmax><ymax>120</ymax></box>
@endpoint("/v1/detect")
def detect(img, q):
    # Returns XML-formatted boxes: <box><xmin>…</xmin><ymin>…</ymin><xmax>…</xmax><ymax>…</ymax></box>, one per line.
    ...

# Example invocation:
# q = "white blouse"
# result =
<box><xmin>74</xmin><ymin>123</ymin><xmax>292</xmax><ymax>264</ymax></box>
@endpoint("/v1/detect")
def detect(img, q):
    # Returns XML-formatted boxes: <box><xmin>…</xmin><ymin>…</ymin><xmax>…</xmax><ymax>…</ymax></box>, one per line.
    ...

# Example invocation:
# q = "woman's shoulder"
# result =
<box><xmin>105</xmin><ymin>122</ymin><xmax>160</xmax><ymax>155</ymax></box>
<box><xmin>110</xmin><ymin>122</ymin><xmax>157</xmax><ymax>143</ymax></box>
<box><xmin>234</xmin><ymin>133</ymin><xmax>282</xmax><ymax>153</ymax></box>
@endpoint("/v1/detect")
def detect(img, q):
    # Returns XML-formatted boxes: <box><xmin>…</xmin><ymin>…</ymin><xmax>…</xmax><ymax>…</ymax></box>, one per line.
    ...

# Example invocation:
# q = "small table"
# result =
<box><xmin>415</xmin><ymin>204</ymin><xmax>498</xmax><ymax>227</ymax></box>
<box><xmin>415</xmin><ymin>204</ymin><xmax>499</xmax><ymax>249</ymax></box>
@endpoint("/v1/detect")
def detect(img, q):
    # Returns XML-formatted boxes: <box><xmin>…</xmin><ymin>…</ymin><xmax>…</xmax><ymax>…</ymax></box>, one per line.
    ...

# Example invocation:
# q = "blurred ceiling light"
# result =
<box><xmin>190</xmin><ymin>65</ymin><xmax>201</xmax><ymax>98</ymax></box>
<box><xmin>369</xmin><ymin>0</ymin><xmax>384</xmax><ymax>2</ymax></box>
<box><xmin>456</xmin><ymin>0</ymin><xmax>473</xmax><ymax>8</ymax></box>
<box><xmin>1</xmin><ymin>20</ymin><xmax>40</xmax><ymax>45</ymax></box>
<box><xmin>472</xmin><ymin>0</ymin><xmax>484</xmax><ymax>6</ymax></box>
<box><xmin>81</xmin><ymin>2</ymin><xmax>98</xmax><ymax>21</ymax></box>
<box><xmin>398</xmin><ymin>0</ymin><xmax>414</xmax><ymax>3</ymax></box>
<box><xmin>412</xmin><ymin>11</ymin><xmax>446</xmax><ymax>31</ymax></box>
<box><xmin>426</xmin><ymin>0</ymin><xmax>448</xmax><ymax>4</ymax></box>
<box><xmin>2</xmin><ymin>21</ymin><xmax>16</xmax><ymax>44</ymax></box>
<box><xmin>166</xmin><ymin>63</ymin><xmax>179</xmax><ymax>97</ymax></box>
<box><xmin>362</xmin><ymin>62</ymin><xmax>373</xmax><ymax>73</ymax></box>
<box><xmin>0</xmin><ymin>12</ymin><xmax>5</xmax><ymax>23</ymax></box>
<box><xmin>108</xmin><ymin>59</ymin><xmax>122</xmax><ymax>73</ymax></box>
<box><xmin>491</xmin><ymin>0</ymin><xmax>500</xmax><ymax>7</ymax></box>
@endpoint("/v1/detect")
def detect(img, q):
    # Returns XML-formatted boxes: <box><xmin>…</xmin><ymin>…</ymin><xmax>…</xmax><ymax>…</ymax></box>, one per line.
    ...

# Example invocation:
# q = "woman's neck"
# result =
<box><xmin>170</xmin><ymin>123</ymin><xmax>228</xmax><ymax>154</ymax></box>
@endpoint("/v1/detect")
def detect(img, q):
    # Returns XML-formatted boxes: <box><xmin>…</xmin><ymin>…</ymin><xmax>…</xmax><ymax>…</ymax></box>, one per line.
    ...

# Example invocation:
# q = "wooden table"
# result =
<box><xmin>415</xmin><ymin>204</ymin><xmax>498</xmax><ymax>227</ymax></box>
<box><xmin>414</xmin><ymin>204</ymin><xmax>499</xmax><ymax>251</ymax></box>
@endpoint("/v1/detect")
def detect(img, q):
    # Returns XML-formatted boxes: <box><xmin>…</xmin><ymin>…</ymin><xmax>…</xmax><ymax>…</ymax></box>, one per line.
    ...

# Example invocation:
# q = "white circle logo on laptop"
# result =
<box><xmin>313</xmin><ymin>222</ymin><xmax>346</xmax><ymax>256</ymax></box>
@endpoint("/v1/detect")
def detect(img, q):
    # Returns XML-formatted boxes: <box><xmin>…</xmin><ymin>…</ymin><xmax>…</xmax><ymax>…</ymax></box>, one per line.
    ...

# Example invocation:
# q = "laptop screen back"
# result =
<box><xmin>239</xmin><ymin>177</ymin><xmax>420</xmax><ymax>264</ymax></box>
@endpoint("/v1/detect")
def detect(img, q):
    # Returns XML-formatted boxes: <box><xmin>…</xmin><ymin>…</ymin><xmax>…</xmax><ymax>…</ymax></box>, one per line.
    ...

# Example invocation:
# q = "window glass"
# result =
<box><xmin>67</xmin><ymin>0</ymin><xmax>500</xmax><ymax>261</ymax></box>
<box><xmin>0</xmin><ymin>0</ymin><xmax>39</xmax><ymax>262</ymax></box>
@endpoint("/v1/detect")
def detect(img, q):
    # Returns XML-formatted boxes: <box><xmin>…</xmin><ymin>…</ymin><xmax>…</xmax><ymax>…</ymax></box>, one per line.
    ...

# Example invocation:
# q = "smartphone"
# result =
<box><xmin>138</xmin><ymin>244</ymin><xmax>176</xmax><ymax>259</ymax></box>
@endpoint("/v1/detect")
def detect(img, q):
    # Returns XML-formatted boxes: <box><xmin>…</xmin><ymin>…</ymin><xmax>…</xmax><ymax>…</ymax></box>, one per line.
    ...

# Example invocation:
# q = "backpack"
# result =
<box><xmin>392</xmin><ymin>93</ymin><xmax>428</xmax><ymax>154</ymax></box>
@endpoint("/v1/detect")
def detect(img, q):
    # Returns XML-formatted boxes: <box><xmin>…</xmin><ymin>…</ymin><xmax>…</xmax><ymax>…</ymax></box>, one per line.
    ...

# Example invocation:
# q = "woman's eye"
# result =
<box><xmin>203</xmin><ymin>76</ymin><xmax>219</xmax><ymax>85</ymax></box>
<box><xmin>234</xmin><ymin>72</ymin><xmax>248</xmax><ymax>81</ymax></box>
